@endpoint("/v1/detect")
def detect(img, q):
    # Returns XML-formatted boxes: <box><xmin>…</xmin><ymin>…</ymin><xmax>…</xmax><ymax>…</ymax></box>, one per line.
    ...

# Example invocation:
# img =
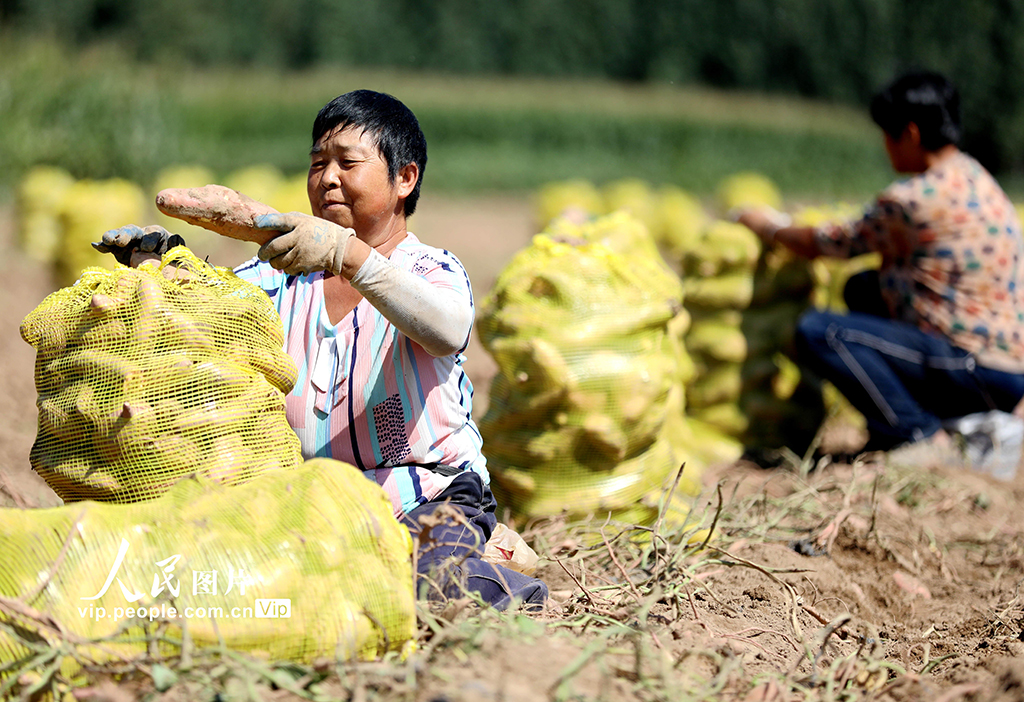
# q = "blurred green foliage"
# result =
<box><xmin>5</xmin><ymin>0</ymin><xmax>1024</xmax><ymax>174</ymax></box>
<box><xmin>0</xmin><ymin>35</ymin><xmax>896</xmax><ymax>200</ymax></box>
<box><xmin>0</xmin><ymin>40</ymin><xmax>175</xmax><ymax>185</ymax></box>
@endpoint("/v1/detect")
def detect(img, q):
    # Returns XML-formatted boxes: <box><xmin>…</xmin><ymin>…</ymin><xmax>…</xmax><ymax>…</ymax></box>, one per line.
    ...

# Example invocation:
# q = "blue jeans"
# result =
<box><xmin>401</xmin><ymin>472</ymin><xmax>548</xmax><ymax>611</ymax></box>
<box><xmin>795</xmin><ymin>307</ymin><xmax>1024</xmax><ymax>450</ymax></box>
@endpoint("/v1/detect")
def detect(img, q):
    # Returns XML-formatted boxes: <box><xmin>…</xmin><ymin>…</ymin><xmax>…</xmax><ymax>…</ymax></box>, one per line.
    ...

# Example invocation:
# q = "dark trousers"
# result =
<box><xmin>794</xmin><ymin>270</ymin><xmax>1024</xmax><ymax>450</ymax></box>
<box><xmin>400</xmin><ymin>472</ymin><xmax>548</xmax><ymax>611</ymax></box>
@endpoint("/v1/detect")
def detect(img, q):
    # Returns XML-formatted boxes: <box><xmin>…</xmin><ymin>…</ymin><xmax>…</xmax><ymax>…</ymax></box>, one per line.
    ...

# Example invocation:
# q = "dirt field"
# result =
<box><xmin>2</xmin><ymin>198</ymin><xmax>1024</xmax><ymax>701</ymax></box>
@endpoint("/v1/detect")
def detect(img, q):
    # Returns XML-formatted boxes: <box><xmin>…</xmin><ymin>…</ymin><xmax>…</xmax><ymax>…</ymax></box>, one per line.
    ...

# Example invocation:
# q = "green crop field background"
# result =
<box><xmin>0</xmin><ymin>36</ymin><xmax>901</xmax><ymax>204</ymax></box>
<box><xmin>9</xmin><ymin>0</ymin><xmax>1024</xmax><ymax>206</ymax></box>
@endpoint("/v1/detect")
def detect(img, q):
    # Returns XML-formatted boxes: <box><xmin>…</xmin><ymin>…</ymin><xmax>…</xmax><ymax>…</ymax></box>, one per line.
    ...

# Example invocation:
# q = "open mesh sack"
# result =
<box><xmin>0</xmin><ymin>458</ymin><xmax>416</xmax><ymax>668</ymax></box>
<box><xmin>20</xmin><ymin>247</ymin><xmax>302</xmax><ymax>503</ymax></box>
<box><xmin>478</xmin><ymin>212</ymin><xmax>702</xmax><ymax>524</ymax></box>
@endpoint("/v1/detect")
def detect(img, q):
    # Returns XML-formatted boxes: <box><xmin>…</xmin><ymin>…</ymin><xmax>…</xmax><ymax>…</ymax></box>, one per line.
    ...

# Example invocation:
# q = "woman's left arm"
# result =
<box><xmin>349</xmin><ymin>249</ymin><xmax>473</xmax><ymax>357</ymax></box>
<box><xmin>736</xmin><ymin>208</ymin><xmax>822</xmax><ymax>258</ymax></box>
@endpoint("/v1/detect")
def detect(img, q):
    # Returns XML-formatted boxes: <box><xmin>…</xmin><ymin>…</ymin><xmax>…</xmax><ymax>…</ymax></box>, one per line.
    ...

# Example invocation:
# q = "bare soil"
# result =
<box><xmin>3</xmin><ymin>198</ymin><xmax>1024</xmax><ymax>701</ymax></box>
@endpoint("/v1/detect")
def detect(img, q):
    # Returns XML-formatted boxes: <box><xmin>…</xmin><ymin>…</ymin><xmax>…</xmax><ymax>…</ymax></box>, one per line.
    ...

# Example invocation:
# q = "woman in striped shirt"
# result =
<box><xmin>97</xmin><ymin>90</ymin><xmax>548</xmax><ymax>610</ymax></box>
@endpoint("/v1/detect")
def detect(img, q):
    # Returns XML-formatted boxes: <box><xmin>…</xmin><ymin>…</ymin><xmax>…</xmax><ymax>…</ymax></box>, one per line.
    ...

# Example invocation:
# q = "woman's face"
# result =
<box><xmin>307</xmin><ymin>124</ymin><xmax>411</xmax><ymax>243</ymax></box>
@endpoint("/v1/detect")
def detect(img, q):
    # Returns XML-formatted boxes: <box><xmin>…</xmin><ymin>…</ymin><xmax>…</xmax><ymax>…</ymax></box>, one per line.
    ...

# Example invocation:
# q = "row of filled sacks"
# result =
<box><xmin>0</xmin><ymin>459</ymin><xmax>416</xmax><ymax>673</ymax></box>
<box><xmin>789</xmin><ymin>204</ymin><xmax>879</xmax><ymax>434</ymax></box>
<box><xmin>15</xmin><ymin>164</ymin><xmax>311</xmax><ymax>286</ymax></box>
<box><xmin>477</xmin><ymin>212</ymin><xmax>719</xmax><ymax>525</ymax></box>
<box><xmin>678</xmin><ymin>219</ymin><xmax>826</xmax><ymax>452</ymax></box>
<box><xmin>684</xmin><ymin>309</ymin><xmax>826</xmax><ymax>451</ymax></box>
<box><xmin>535</xmin><ymin>176</ymin><xmax>901</xmax><ymax>313</ymax></box>
<box><xmin>534</xmin><ymin>177</ymin><xmax>876</xmax><ymax>453</ymax></box>
<box><xmin>685</xmin><ymin>352</ymin><xmax>829</xmax><ymax>452</ymax></box>
<box><xmin>533</xmin><ymin>172</ymin><xmax>783</xmax><ymax>266</ymax></box>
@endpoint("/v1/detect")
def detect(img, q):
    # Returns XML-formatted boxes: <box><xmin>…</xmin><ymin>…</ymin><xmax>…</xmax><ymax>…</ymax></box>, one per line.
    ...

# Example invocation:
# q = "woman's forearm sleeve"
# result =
<box><xmin>350</xmin><ymin>249</ymin><xmax>474</xmax><ymax>357</ymax></box>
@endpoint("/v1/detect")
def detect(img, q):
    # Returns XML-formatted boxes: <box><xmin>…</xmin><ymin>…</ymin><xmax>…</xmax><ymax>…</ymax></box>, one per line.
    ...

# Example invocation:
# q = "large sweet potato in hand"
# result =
<box><xmin>155</xmin><ymin>184</ymin><xmax>280</xmax><ymax>245</ymax></box>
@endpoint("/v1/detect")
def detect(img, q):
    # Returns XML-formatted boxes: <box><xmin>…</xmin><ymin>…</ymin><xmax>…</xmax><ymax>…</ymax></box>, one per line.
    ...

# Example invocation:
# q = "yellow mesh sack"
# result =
<box><xmin>653</xmin><ymin>184</ymin><xmax>708</xmax><ymax>261</ymax></box>
<box><xmin>809</xmin><ymin>253</ymin><xmax>882</xmax><ymax>311</ymax></box>
<box><xmin>56</xmin><ymin>179</ymin><xmax>147</xmax><ymax>288</ymax></box>
<box><xmin>16</xmin><ymin>165</ymin><xmax>76</xmax><ymax>265</ymax></box>
<box><xmin>669</xmin><ymin>415</ymin><xmax>744</xmax><ymax>469</ymax></box>
<box><xmin>534</xmin><ymin>179</ymin><xmax>605</xmax><ymax>231</ymax></box>
<box><xmin>686</xmin><ymin>318</ymin><xmax>748</xmax><ymax>364</ymax></box>
<box><xmin>682</xmin><ymin>219</ymin><xmax>762</xmax><ymax>278</ymax></box>
<box><xmin>751</xmin><ymin>246</ymin><xmax>816</xmax><ymax>306</ymax></box>
<box><xmin>478</xmin><ymin>213</ymin><xmax>699</xmax><ymax>523</ymax></box>
<box><xmin>20</xmin><ymin>247</ymin><xmax>302</xmax><ymax>503</ymax></box>
<box><xmin>689</xmin><ymin>401</ymin><xmax>749</xmax><ymax>436</ymax></box>
<box><xmin>270</xmin><ymin>172</ymin><xmax>314</xmax><ymax>215</ymax></box>
<box><xmin>0</xmin><ymin>458</ymin><xmax>416</xmax><ymax>669</ymax></box>
<box><xmin>792</xmin><ymin>201</ymin><xmax>863</xmax><ymax>228</ymax></box>
<box><xmin>683</xmin><ymin>270</ymin><xmax>756</xmax><ymax>310</ymax></box>
<box><xmin>601</xmin><ymin>178</ymin><xmax>659</xmax><ymax>237</ymax></box>
<box><xmin>715</xmin><ymin>171</ymin><xmax>783</xmax><ymax>212</ymax></box>
<box><xmin>224</xmin><ymin>165</ymin><xmax>284</xmax><ymax>207</ymax></box>
<box><xmin>686</xmin><ymin>362</ymin><xmax>743</xmax><ymax>409</ymax></box>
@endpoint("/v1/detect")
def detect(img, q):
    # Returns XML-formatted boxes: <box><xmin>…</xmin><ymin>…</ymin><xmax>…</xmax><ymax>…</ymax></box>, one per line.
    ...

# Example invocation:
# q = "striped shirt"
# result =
<box><xmin>234</xmin><ymin>233</ymin><xmax>489</xmax><ymax>518</ymax></box>
<box><xmin>815</xmin><ymin>151</ymin><xmax>1024</xmax><ymax>373</ymax></box>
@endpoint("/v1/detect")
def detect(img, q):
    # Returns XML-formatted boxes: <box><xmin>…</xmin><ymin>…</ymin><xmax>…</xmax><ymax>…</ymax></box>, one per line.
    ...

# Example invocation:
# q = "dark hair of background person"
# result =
<box><xmin>312</xmin><ymin>90</ymin><xmax>428</xmax><ymax>216</ymax></box>
<box><xmin>869</xmin><ymin>71</ymin><xmax>962</xmax><ymax>151</ymax></box>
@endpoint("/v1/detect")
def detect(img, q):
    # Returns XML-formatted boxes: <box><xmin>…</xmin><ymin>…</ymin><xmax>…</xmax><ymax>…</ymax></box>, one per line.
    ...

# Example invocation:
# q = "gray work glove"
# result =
<box><xmin>254</xmin><ymin>212</ymin><xmax>355</xmax><ymax>276</ymax></box>
<box><xmin>93</xmin><ymin>224</ymin><xmax>186</xmax><ymax>266</ymax></box>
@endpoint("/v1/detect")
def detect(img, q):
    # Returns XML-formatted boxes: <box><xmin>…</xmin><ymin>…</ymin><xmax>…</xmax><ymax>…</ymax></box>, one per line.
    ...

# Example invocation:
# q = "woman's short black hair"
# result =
<box><xmin>869</xmin><ymin>71</ymin><xmax>962</xmax><ymax>150</ymax></box>
<box><xmin>312</xmin><ymin>90</ymin><xmax>427</xmax><ymax>216</ymax></box>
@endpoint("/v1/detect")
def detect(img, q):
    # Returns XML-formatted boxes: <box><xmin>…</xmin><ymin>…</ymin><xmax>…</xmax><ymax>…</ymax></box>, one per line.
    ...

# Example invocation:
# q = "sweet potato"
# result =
<box><xmin>48</xmin><ymin>349</ymin><xmax>139</xmax><ymax>388</ymax></box>
<box><xmin>147</xmin><ymin>434</ymin><xmax>203</xmax><ymax>475</ymax></box>
<box><xmin>234</xmin><ymin>346</ymin><xmax>299</xmax><ymax>395</ymax></box>
<box><xmin>173</xmin><ymin>403</ymin><xmax>248</xmax><ymax>435</ymax></box>
<box><xmin>77</xmin><ymin>319</ymin><xmax>128</xmax><ymax>349</ymax></box>
<box><xmin>155</xmin><ymin>184</ymin><xmax>280</xmax><ymax>245</ymax></box>
<box><xmin>37</xmin><ymin>396</ymin><xmax>82</xmax><ymax>442</ymax></box>
<box><xmin>204</xmin><ymin>434</ymin><xmax>257</xmax><ymax>485</ymax></box>
<box><xmin>156</xmin><ymin>309</ymin><xmax>217</xmax><ymax>354</ymax></box>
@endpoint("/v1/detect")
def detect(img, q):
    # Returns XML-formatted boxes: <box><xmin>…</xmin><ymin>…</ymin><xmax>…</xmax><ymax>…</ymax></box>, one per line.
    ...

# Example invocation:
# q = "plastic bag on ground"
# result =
<box><xmin>943</xmin><ymin>410</ymin><xmax>1023</xmax><ymax>481</ymax></box>
<box><xmin>482</xmin><ymin>523</ymin><xmax>541</xmax><ymax>576</ymax></box>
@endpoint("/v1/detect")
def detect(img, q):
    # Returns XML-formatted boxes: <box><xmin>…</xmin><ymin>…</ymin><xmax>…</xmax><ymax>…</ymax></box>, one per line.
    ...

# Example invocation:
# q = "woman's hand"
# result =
<box><xmin>731</xmin><ymin>206</ymin><xmax>793</xmax><ymax>245</ymax></box>
<box><xmin>254</xmin><ymin>212</ymin><xmax>355</xmax><ymax>276</ymax></box>
<box><xmin>731</xmin><ymin>206</ymin><xmax>822</xmax><ymax>259</ymax></box>
<box><xmin>93</xmin><ymin>224</ymin><xmax>186</xmax><ymax>266</ymax></box>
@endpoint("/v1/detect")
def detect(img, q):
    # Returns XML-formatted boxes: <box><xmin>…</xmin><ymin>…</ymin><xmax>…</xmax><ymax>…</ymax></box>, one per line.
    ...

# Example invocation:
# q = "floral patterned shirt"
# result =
<box><xmin>815</xmin><ymin>151</ymin><xmax>1024</xmax><ymax>372</ymax></box>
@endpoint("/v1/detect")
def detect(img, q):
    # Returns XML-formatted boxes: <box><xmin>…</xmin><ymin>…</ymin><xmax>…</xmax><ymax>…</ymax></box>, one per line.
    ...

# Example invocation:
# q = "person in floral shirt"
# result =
<box><xmin>738</xmin><ymin>71</ymin><xmax>1024</xmax><ymax>458</ymax></box>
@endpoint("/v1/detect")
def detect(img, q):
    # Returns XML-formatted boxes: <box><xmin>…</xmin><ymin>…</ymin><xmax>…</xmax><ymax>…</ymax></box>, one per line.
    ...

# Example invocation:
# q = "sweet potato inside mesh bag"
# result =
<box><xmin>477</xmin><ymin>212</ymin><xmax>699</xmax><ymax>524</ymax></box>
<box><xmin>0</xmin><ymin>459</ymin><xmax>416</xmax><ymax>666</ymax></box>
<box><xmin>20</xmin><ymin>247</ymin><xmax>302</xmax><ymax>503</ymax></box>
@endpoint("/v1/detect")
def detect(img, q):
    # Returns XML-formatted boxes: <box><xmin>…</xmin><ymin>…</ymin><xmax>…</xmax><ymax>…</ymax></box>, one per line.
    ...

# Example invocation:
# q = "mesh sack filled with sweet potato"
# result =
<box><xmin>56</xmin><ymin>178</ymin><xmax>148</xmax><ymax>288</ymax></box>
<box><xmin>478</xmin><ymin>212</ymin><xmax>704</xmax><ymax>524</ymax></box>
<box><xmin>16</xmin><ymin>165</ymin><xmax>76</xmax><ymax>265</ymax></box>
<box><xmin>0</xmin><ymin>458</ymin><xmax>416</xmax><ymax>669</ymax></box>
<box><xmin>19</xmin><ymin>246</ymin><xmax>302</xmax><ymax>503</ymax></box>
